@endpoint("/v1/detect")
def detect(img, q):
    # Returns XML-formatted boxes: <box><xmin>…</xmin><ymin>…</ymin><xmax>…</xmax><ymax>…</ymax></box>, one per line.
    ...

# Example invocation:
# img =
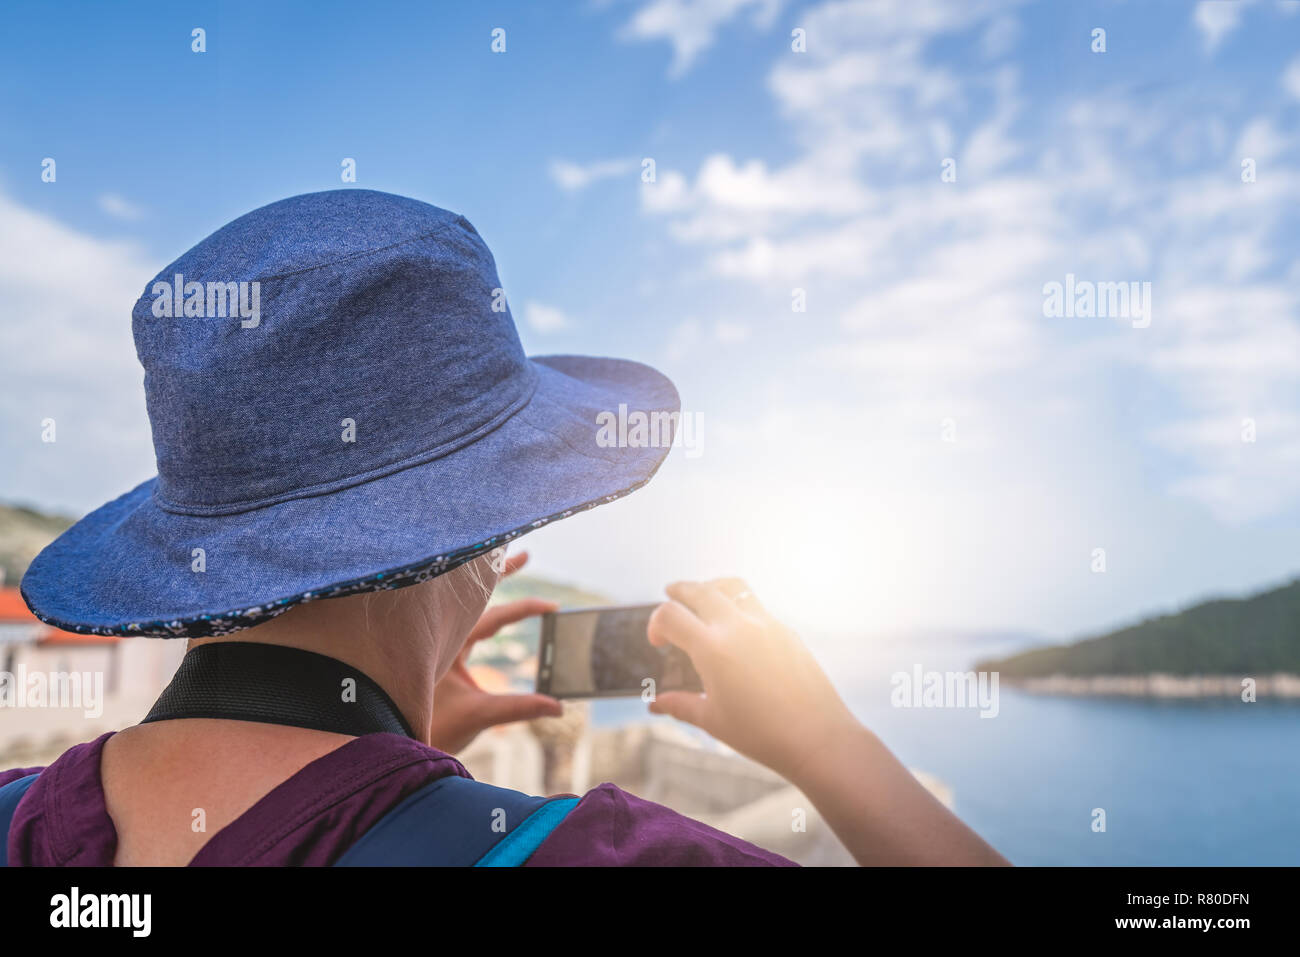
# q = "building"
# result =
<box><xmin>0</xmin><ymin>587</ymin><xmax>185</xmax><ymax>765</ymax></box>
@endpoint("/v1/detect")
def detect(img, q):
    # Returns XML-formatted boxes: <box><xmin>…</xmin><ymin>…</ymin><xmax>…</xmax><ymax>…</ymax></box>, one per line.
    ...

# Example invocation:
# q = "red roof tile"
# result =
<box><xmin>0</xmin><ymin>587</ymin><xmax>119</xmax><ymax>643</ymax></box>
<box><xmin>0</xmin><ymin>587</ymin><xmax>37</xmax><ymax>623</ymax></box>
<box><xmin>37</xmin><ymin>627</ymin><xmax>120</xmax><ymax>646</ymax></box>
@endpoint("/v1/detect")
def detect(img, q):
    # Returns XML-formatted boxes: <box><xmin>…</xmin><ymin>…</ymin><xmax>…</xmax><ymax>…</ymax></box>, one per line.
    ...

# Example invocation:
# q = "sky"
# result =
<box><xmin>2</xmin><ymin>0</ymin><xmax>1300</xmax><ymax>645</ymax></box>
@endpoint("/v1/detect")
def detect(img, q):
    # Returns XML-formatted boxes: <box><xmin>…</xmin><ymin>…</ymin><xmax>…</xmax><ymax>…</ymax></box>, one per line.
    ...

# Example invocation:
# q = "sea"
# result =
<box><xmin>585</xmin><ymin>631</ymin><xmax>1300</xmax><ymax>865</ymax></box>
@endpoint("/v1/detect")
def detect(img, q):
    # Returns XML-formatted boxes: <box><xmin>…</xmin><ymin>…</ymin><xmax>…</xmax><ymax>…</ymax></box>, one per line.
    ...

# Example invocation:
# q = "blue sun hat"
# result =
<box><xmin>21</xmin><ymin>189</ymin><xmax>679</xmax><ymax>637</ymax></box>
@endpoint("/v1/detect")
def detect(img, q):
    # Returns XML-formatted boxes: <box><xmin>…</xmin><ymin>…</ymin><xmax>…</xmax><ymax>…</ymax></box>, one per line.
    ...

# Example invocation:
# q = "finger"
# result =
<box><xmin>477</xmin><ymin>693</ymin><xmax>563</xmax><ymax>725</ymax></box>
<box><xmin>468</xmin><ymin>598</ymin><xmax>557</xmax><ymax>642</ymax></box>
<box><xmin>501</xmin><ymin>550</ymin><xmax>529</xmax><ymax>578</ymax></box>
<box><xmin>709</xmin><ymin>577</ymin><xmax>768</xmax><ymax>617</ymax></box>
<box><xmin>649</xmin><ymin>691</ymin><xmax>711</xmax><ymax>731</ymax></box>
<box><xmin>665</xmin><ymin>580</ymin><xmax>739</xmax><ymax>626</ymax></box>
<box><xmin>647</xmin><ymin>600</ymin><xmax>713</xmax><ymax>654</ymax></box>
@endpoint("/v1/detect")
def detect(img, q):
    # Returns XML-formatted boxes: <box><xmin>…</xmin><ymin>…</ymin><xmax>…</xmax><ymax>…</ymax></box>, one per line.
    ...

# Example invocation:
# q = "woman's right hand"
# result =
<box><xmin>646</xmin><ymin>578</ymin><xmax>860</xmax><ymax>784</ymax></box>
<box><xmin>647</xmin><ymin>577</ymin><xmax>1011</xmax><ymax>865</ymax></box>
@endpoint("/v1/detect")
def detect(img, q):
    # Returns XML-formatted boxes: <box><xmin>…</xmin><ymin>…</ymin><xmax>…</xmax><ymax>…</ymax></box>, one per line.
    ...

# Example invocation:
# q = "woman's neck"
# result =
<box><xmin>187</xmin><ymin>589</ymin><xmax>459</xmax><ymax>746</ymax></box>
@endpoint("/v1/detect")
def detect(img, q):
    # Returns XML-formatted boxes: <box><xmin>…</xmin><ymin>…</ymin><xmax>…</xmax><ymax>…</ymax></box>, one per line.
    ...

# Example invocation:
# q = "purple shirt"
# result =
<box><xmin>2</xmin><ymin>732</ymin><xmax>794</xmax><ymax>866</ymax></box>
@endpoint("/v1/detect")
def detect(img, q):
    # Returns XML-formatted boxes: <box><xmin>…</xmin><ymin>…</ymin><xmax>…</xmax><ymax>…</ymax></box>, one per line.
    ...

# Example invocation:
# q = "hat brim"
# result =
<box><xmin>21</xmin><ymin>355</ymin><xmax>680</xmax><ymax>637</ymax></box>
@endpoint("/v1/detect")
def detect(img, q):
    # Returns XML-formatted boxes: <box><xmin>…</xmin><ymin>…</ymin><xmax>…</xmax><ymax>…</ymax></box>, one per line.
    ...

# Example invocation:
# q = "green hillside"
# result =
<box><xmin>0</xmin><ymin>503</ymin><xmax>75</xmax><ymax>586</ymax></box>
<box><xmin>475</xmin><ymin>571</ymin><xmax>614</xmax><ymax>670</ymax></box>
<box><xmin>494</xmin><ymin>572</ymin><xmax>608</xmax><ymax>612</ymax></box>
<box><xmin>980</xmin><ymin>578</ymin><xmax>1300</xmax><ymax>677</ymax></box>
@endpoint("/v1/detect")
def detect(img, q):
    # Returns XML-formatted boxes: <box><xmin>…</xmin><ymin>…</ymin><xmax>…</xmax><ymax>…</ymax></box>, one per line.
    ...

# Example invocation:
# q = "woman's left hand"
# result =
<box><xmin>428</xmin><ymin>551</ymin><xmax>563</xmax><ymax>753</ymax></box>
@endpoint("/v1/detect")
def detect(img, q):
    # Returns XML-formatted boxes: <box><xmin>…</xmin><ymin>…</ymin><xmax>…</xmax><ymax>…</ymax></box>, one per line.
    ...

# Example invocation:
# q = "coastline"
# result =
<box><xmin>1005</xmin><ymin>673</ymin><xmax>1300</xmax><ymax>698</ymax></box>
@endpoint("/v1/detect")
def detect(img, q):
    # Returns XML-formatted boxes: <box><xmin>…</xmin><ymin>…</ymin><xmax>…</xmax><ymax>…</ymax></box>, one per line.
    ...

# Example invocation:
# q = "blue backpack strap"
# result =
<box><xmin>334</xmin><ymin>774</ymin><xmax>578</xmax><ymax>867</ymax></box>
<box><xmin>0</xmin><ymin>774</ymin><xmax>40</xmax><ymax>867</ymax></box>
<box><xmin>475</xmin><ymin>796</ymin><xmax>579</xmax><ymax>867</ymax></box>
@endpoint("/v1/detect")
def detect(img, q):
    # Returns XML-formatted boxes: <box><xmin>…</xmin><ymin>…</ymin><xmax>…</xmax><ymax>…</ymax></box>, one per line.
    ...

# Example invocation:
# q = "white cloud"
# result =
<box><xmin>523</xmin><ymin>301</ymin><xmax>575</xmax><ymax>333</ymax></box>
<box><xmin>0</xmin><ymin>190</ymin><xmax>155</xmax><ymax>510</ymax></box>
<box><xmin>549</xmin><ymin>158</ymin><xmax>637</xmax><ymax>191</ymax></box>
<box><xmin>706</xmin><ymin>219</ymin><xmax>884</xmax><ymax>281</ymax></box>
<box><xmin>713</xmin><ymin>320</ymin><xmax>750</xmax><ymax>343</ymax></box>
<box><xmin>660</xmin><ymin>317</ymin><xmax>752</xmax><ymax>358</ymax></box>
<box><xmin>97</xmin><ymin>193</ymin><xmax>144</xmax><ymax>221</ymax></box>
<box><xmin>1193</xmin><ymin>1</ymin><xmax>1254</xmax><ymax>54</ymax></box>
<box><xmin>636</xmin><ymin>0</ymin><xmax>1300</xmax><ymax>529</ymax></box>
<box><xmin>1283</xmin><ymin>56</ymin><xmax>1300</xmax><ymax>100</ymax></box>
<box><xmin>1234</xmin><ymin>116</ymin><xmax>1290</xmax><ymax>163</ymax></box>
<box><xmin>980</xmin><ymin>15</ymin><xmax>1019</xmax><ymax>59</ymax></box>
<box><xmin>621</xmin><ymin>0</ymin><xmax>783</xmax><ymax>77</ymax></box>
<box><xmin>640</xmin><ymin>153</ymin><xmax>873</xmax><ymax>244</ymax></box>
<box><xmin>640</xmin><ymin>169</ymin><xmax>692</xmax><ymax>213</ymax></box>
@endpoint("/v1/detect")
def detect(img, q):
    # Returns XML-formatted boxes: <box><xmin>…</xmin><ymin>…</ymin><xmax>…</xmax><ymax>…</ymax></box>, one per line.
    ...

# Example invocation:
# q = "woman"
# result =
<box><xmin>4</xmin><ymin>190</ymin><xmax>1006</xmax><ymax>866</ymax></box>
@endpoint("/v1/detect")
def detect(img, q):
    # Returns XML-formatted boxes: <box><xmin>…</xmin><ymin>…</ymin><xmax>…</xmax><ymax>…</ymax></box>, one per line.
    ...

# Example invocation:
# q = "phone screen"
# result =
<box><xmin>536</xmin><ymin>604</ymin><xmax>703</xmax><ymax>699</ymax></box>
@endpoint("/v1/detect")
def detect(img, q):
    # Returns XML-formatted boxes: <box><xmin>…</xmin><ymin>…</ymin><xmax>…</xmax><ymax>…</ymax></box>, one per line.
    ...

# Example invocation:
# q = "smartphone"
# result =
<box><xmin>535</xmin><ymin>604</ymin><xmax>704</xmax><ymax>699</ymax></box>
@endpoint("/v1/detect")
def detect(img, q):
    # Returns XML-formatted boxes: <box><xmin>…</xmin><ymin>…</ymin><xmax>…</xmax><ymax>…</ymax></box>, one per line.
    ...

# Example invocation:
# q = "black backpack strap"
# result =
<box><xmin>334</xmin><ymin>774</ymin><xmax>578</xmax><ymax>867</ymax></box>
<box><xmin>0</xmin><ymin>773</ymin><xmax>39</xmax><ymax>867</ymax></box>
